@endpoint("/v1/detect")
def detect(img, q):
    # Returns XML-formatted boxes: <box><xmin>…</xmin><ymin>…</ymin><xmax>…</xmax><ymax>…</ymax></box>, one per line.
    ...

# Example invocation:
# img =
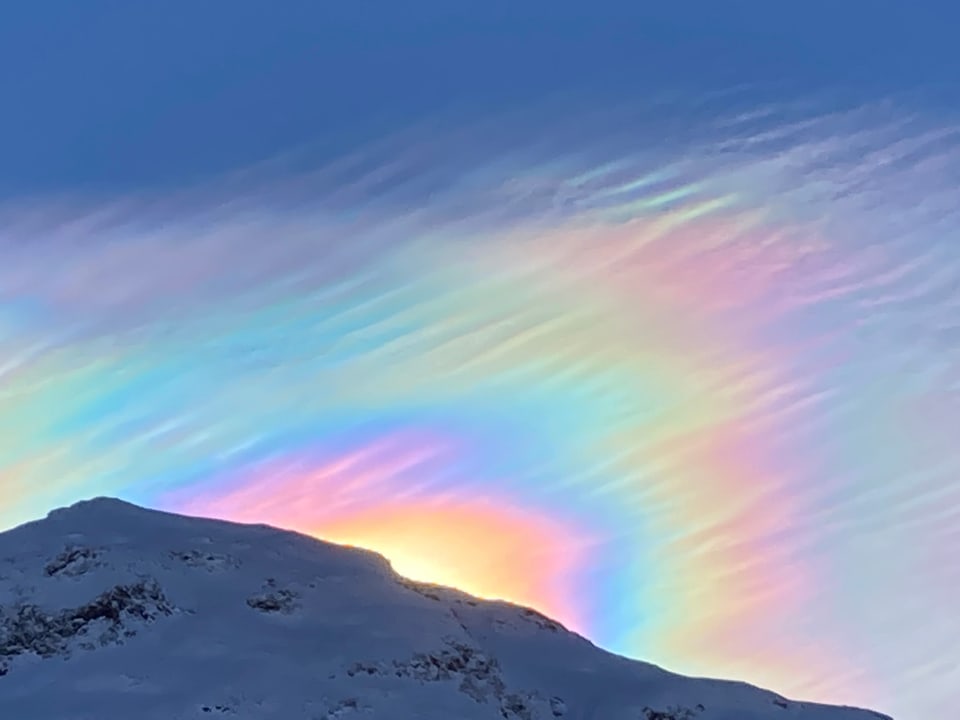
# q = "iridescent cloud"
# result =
<box><xmin>1</xmin><ymin>99</ymin><xmax>957</xmax><ymax>720</ymax></box>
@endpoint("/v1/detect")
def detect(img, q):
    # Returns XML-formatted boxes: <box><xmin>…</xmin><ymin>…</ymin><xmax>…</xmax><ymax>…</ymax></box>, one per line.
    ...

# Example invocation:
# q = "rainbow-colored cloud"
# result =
<box><xmin>2</xmin><ymin>100</ymin><xmax>957</xmax><ymax>720</ymax></box>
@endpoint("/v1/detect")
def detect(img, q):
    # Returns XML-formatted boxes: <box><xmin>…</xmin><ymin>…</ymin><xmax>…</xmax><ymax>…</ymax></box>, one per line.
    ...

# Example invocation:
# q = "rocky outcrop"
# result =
<box><xmin>0</xmin><ymin>578</ymin><xmax>174</xmax><ymax>675</ymax></box>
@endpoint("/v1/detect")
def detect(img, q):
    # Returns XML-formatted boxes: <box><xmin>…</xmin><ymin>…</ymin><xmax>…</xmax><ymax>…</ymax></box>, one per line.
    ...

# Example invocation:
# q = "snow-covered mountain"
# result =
<box><xmin>0</xmin><ymin>498</ymin><xmax>892</xmax><ymax>720</ymax></box>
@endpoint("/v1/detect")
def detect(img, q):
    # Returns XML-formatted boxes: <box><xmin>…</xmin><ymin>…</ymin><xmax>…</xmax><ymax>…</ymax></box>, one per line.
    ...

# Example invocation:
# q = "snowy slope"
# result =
<box><xmin>0</xmin><ymin>498</ymin><xmax>893</xmax><ymax>720</ymax></box>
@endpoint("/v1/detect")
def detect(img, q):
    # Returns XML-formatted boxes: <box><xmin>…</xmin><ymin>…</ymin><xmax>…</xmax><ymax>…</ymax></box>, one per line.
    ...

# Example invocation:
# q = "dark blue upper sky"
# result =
<box><xmin>1</xmin><ymin>1</ymin><xmax>957</xmax><ymax>196</ymax></box>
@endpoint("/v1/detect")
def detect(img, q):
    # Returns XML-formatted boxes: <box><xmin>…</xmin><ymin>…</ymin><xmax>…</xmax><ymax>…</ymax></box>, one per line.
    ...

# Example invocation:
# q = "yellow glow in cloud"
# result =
<box><xmin>309</xmin><ymin>499</ymin><xmax>589</xmax><ymax>631</ymax></box>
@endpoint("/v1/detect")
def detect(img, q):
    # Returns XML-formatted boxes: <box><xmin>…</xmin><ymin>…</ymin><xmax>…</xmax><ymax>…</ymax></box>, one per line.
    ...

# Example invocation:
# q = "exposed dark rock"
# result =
<box><xmin>169</xmin><ymin>549</ymin><xmax>239</xmax><ymax>572</ymax></box>
<box><xmin>322</xmin><ymin>697</ymin><xmax>366</xmax><ymax>719</ymax></box>
<box><xmin>44</xmin><ymin>546</ymin><xmax>102</xmax><ymax>577</ymax></box>
<box><xmin>345</xmin><ymin>638</ymin><xmax>555</xmax><ymax>717</ymax></box>
<box><xmin>397</xmin><ymin>577</ymin><xmax>444</xmax><ymax>602</ymax></box>
<box><xmin>199</xmin><ymin>704</ymin><xmax>234</xmax><ymax>714</ymax></box>
<box><xmin>641</xmin><ymin>705</ymin><xmax>704</xmax><ymax>720</ymax></box>
<box><xmin>500</xmin><ymin>691</ymin><xmax>536</xmax><ymax>720</ymax></box>
<box><xmin>519</xmin><ymin>608</ymin><xmax>564</xmax><ymax>633</ymax></box>
<box><xmin>246</xmin><ymin>579</ymin><xmax>299</xmax><ymax>614</ymax></box>
<box><xmin>0</xmin><ymin>579</ymin><xmax>174</xmax><ymax>672</ymax></box>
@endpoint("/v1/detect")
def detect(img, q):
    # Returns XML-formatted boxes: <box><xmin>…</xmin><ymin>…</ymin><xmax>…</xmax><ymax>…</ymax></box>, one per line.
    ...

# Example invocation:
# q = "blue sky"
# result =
<box><xmin>1</xmin><ymin>1</ymin><xmax>957</xmax><ymax>196</ymax></box>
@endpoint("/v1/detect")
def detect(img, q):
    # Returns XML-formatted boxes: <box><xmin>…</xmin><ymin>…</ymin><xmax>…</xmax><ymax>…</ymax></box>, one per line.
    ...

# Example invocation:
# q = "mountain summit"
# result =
<box><xmin>0</xmin><ymin>497</ymin><xmax>891</xmax><ymax>720</ymax></box>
